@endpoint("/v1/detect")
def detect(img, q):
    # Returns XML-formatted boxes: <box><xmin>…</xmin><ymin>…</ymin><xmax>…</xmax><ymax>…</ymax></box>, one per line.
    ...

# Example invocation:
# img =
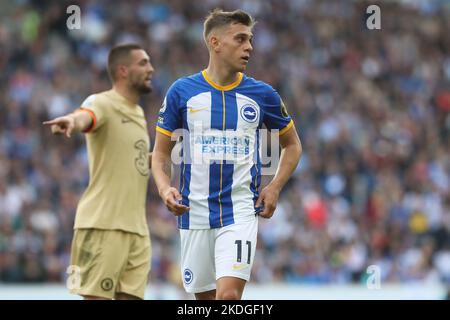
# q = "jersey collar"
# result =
<box><xmin>201</xmin><ymin>70</ymin><xmax>243</xmax><ymax>91</ymax></box>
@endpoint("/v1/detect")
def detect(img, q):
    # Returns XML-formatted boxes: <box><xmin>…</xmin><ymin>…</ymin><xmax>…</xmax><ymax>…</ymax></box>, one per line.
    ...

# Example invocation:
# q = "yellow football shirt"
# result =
<box><xmin>74</xmin><ymin>89</ymin><xmax>150</xmax><ymax>236</ymax></box>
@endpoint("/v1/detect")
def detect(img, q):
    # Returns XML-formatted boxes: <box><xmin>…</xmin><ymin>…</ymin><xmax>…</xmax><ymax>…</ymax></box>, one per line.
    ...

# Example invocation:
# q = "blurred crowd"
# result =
<box><xmin>0</xmin><ymin>0</ymin><xmax>449</xmax><ymax>290</ymax></box>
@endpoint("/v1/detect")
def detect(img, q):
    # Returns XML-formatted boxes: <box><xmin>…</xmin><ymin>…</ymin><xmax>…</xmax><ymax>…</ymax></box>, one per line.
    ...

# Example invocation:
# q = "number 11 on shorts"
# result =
<box><xmin>235</xmin><ymin>240</ymin><xmax>251</xmax><ymax>264</ymax></box>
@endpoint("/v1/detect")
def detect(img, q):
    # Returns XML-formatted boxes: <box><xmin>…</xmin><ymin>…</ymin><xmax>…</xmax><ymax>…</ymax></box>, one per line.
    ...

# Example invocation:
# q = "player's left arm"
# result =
<box><xmin>256</xmin><ymin>126</ymin><xmax>302</xmax><ymax>218</ymax></box>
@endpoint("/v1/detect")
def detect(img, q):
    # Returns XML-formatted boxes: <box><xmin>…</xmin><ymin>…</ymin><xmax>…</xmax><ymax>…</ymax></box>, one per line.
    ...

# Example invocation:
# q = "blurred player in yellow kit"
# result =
<box><xmin>43</xmin><ymin>44</ymin><xmax>154</xmax><ymax>300</ymax></box>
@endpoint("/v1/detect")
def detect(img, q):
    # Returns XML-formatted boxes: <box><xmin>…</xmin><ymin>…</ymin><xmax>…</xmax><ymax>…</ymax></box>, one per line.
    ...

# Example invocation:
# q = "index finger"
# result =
<box><xmin>166</xmin><ymin>194</ymin><xmax>180</xmax><ymax>207</ymax></box>
<box><xmin>173</xmin><ymin>203</ymin><xmax>189</xmax><ymax>211</ymax></box>
<box><xmin>166</xmin><ymin>197</ymin><xmax>189</xmax><ymax>212</ymax></box>
<box><xmin>42</xmin><ymin>120</ymin><xmax>59</xmax><ymax>125</ymax></box>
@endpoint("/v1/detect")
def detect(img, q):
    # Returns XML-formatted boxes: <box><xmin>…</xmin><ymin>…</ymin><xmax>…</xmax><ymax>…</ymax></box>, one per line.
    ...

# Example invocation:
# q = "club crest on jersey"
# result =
<box><xmin>240</xmin><ymin>104</ymin><xmax>258</xmax><ymax>123</ymax></box>
<box><xmin>183</xmin><ymin>268</ymin><xmax>193</xmax><ymax>284</ymax></box>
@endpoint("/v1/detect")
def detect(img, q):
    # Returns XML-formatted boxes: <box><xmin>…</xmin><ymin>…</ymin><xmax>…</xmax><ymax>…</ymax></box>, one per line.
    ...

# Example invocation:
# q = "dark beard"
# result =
<box><xmin>136</xmin><ymin>84</ymin><xmax>152</xmax><ymax>94</ymax></box>
<box><xmin>133</xmin><ymin>81</ymin><xmax>152</xmax><ymax>95</ymax></box>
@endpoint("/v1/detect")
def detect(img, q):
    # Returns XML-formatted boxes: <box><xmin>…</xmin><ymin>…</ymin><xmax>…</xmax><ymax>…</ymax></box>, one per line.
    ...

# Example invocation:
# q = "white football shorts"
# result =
<box><xmin>179</xmin><ymin>216</ymin><xmax>258</xmax><ymax>293</ymax></box>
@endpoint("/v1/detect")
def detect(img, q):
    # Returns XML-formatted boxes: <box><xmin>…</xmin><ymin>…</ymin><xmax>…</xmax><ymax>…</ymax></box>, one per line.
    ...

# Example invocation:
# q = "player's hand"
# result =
<box><xmin>43</xmin><ymin>115</ymin><xmax>76</xmax><ymax>138</ymax></box>
<box><xmin>160</xmin><ymin>186</ymin><xmax>189</xmax><ymax>216</ymax></box>
<box><xmin>255</xmin><ymin>185</ymin><xmax>280</xmax><ymax>219</ymax></box>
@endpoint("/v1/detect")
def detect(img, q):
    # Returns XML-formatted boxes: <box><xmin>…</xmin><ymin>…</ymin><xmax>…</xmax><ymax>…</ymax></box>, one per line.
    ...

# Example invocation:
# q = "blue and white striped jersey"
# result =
<box><xmin>156</xmin><ymin>70</ymin><xmax>294</xmax><ymax>229</ymax></box>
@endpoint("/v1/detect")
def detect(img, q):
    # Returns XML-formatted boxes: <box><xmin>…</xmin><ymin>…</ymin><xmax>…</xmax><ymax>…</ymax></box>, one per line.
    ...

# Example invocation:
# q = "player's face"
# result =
<box><xmin>217</xmin><ymin>23</ymin><xmax>253</xmax><ymax>72</ymax></box>
<box><xmin>127</xmin><ymin>49</ymin><xmax>154</xmax><ymax>94</ymax></box>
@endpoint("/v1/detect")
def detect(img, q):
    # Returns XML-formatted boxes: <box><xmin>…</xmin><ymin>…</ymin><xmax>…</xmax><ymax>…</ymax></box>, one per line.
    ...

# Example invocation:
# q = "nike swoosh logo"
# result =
<box><xmin>188</xmin><ymin>107</ymin><xmax>208</xmax><ymax>113</ymax></box>
<box><xmin>232</xmin><ymin>264</ymin><xmax>249</xmax><ymax>271</ymax></box>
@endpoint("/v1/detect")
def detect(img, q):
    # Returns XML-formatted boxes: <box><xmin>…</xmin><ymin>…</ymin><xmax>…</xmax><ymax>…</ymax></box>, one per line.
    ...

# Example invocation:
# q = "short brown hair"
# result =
<box><xmin>203</xmin><ymin>9</ymin><xmax>256</xmax><ymax>44</ymax></box>
<box><xmin>107</xmin><ymin>43</ymin><xmax>143</xmax><ymax>82</ymax></box>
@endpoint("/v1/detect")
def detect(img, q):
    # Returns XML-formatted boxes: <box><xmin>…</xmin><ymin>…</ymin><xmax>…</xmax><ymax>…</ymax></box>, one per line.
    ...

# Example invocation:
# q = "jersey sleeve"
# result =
<box><xmin>75</xmin><ymin>94</ymin><xmax>106</xmax><ymax>133</ymax></box>
<box><xmin>156</xmin><ymin>82</ymin><xmax>182</xmax><ymax>137</ymax></box>
<box><xmin>262</xmin><ymin>89</ymin><xmax>294</xmax><ymax>136</ymax></box>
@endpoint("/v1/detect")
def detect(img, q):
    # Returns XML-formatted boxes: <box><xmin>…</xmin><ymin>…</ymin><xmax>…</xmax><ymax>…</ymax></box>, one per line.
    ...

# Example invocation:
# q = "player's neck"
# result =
<box><xmin>112</xmin><ymin>84</ymin><xmax>139</xmax><ymax>105</ymax></box>
<box><xmin>205</xmin><ymin>64</ymin><xmax>240</xmax><ymax>87</ymax></box>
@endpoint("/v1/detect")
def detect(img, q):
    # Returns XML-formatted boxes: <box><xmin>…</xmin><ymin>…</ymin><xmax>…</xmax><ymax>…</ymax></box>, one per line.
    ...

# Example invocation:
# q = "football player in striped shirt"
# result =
<box><xmin>152</xmin><ymin>9</ymin><xmax>302</xmax><ymax>300</ymax></box>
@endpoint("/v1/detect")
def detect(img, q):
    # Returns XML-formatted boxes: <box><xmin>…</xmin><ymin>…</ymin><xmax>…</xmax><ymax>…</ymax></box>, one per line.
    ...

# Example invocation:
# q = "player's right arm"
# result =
<box><xmin>42</xmin><ymin>111</ymin><xmax>92</xmax><ymax>138</ymax></box>
<box><xmin>152</xmin><ymin>131</ymin><xmax>189</xmax><ymax>216</ymax></box>
<box><xmin>153</xmin><ymin>81</ymin><xmax>189</xmax><ymax>216</ymax></box>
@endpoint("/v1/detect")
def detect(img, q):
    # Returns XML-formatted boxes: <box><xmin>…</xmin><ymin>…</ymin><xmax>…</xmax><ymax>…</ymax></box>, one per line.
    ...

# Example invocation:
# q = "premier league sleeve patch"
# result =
<box><xmin>280</xmin><ymin>99</ymin><xmax>290</xmax><ymax>118</ymax></box>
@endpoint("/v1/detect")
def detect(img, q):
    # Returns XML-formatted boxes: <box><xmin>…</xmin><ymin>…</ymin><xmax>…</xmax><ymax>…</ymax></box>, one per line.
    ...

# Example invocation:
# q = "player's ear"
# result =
<box><xmin>117</xmin><ymin>64</ymin><xmax>128</xmax><ymax>79</ymax></box>
<box><xmin>209</xmin><ymin>35</ymin><xmax>220</xmax><ymax>52</ymax></box>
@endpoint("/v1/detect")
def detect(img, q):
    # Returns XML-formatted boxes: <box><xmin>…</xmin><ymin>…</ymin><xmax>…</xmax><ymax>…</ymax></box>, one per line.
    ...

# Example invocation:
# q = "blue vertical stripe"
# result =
<box><xmin>250</xmin><ymin>164</ymin><xmax>259</xmax><ymax>214</ymax></box>
<box><xmin>250</xmin><ymin>128</ymin><xmax>261</xmax><ymax>213</ymax></box>
<box><xmin>219</xmin><ymin>162</ymin><xmax>235</xmax><ymax>226</ymax></box>
<box><xmin>179</xmin><ymin>107</ymin><xmax>190</xmax><ymax>229</ymax></box>
<box><xmin>224</xmin><ymin>91</ymin><xmax>238</xmax><ymax>130</ymax></box>
<box><xmin>208</xmin><ymin>163</ymin><xmax>222</xmax><ymax>227</ymax></box>
<box><xmin>207</xmin><ymin>90</ymin><xmax>239</xmax><ymax>228</ymax></box>
<box><xmin>208</xmin><ymin>90</ymin><xmax>224</xmax><ymax>228</ymax></box>
<box><xmin>256</xmin><ymin>129</ymin><xmax>261</xmax><ymax>200</ymax></box>
<box><xmin>209</xmin><ymin>90</ymin><xmax>224</xmax><ymax>128</ymax></box>
<box><xmin>179</xmin><ymin>162</ymin><xmax>191</xmax><ymax>229</ymax></box>
<box><xmin>220</xmin><ymin>91</ymin><xmax>238</xmax><ymax>226</ymax></box>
